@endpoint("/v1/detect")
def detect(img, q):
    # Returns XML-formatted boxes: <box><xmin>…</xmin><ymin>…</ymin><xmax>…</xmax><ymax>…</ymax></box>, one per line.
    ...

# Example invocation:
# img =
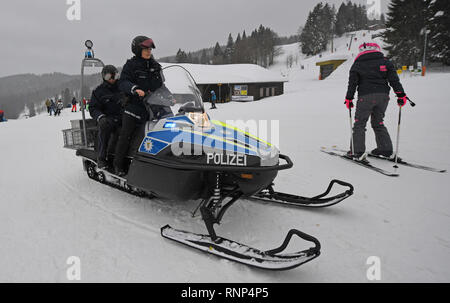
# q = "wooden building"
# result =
<box><xmin>316</xmin><ymin>59</ymin><xmax>347</xmax><ymax>80</ymax></box>
<box><xmin>162</xmin><ymin>63</ymin><xmax>288</xmax><ymax>103</ymax></box>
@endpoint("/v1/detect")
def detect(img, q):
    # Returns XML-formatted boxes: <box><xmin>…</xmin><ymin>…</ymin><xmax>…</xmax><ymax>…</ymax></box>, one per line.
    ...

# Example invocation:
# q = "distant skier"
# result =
<box><xmin>89</xmin><ymin>65</ymin><xmax>124</xmax><ymax>170</ymax></box>
<box><xmin>345</xmin><ymin>42</ymin><xmax>407</xmax><ymax>159</ymax></box>
<box><xmin>45</xmin><ymin>99</ymin><xmax>51</xmax><ymax>115</ymax></box>
<box><xmin>82</xmin><ymin>98</ymin><xmax>87</xmax><ymax>110</ymax></box>
<box><xmin>71</xmin><ymin>97</ymin><xmax>77</xmax><ymax>112</ymax></box>
<box><xmin>0</xmin><ymin>109</ymin><xmax>4</xmax><ymax>122</ymax></box>
<box><xmin>50</xmin><ymin>99</ymin><xmax>56</xmax><ymax>116</ymax></box>
<box><xmin>55</xmin><ymin>100</ymin><xmax>64</xmax><ymax>116</ymax></box>
<box><xmin>114</xmin><ymin>35</ymin><xmax>164</xmax><ymax>176</ymax></box>
<box><xmin>210</xmin><ymin>90</ymin><xmax>217</xmax><ymax>109</ymax></box>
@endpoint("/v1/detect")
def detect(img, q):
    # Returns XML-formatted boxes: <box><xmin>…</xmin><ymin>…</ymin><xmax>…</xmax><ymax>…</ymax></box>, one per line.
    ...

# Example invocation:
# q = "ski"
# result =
<box><xmin>331</xmin><ymin>146</ymin><xmax>446</xmax><ymax>173</ymax></box>
<box><xmin>368</xmin><ymin>153</ymin><xmax>447</xmax><ymax>173</ymax></box>
<box><xmin>320</xmin><ymin>147</ymin><xmax>399</xmax><ymax>177</ymax></box>
<box><xmin>250</xmin><ymin>179</ymin><xmax>354</xmax><ymax>208</ymax></box>
<box><xmin>161</xmin><ymin>225</ymin><xmax>320</xmax><ymax>271</ymax></box>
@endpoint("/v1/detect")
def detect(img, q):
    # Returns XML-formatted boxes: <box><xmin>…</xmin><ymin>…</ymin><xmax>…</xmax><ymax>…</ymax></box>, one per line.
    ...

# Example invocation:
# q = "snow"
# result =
<box><xmin>160</xmin><ymin>63</ymin><xmax>287</xmax><ymax>84</ymax></box>
<box><xmin>1</xmin><ymin>30</ymin><xmax>450</xmax><ymax>282</ymax></box>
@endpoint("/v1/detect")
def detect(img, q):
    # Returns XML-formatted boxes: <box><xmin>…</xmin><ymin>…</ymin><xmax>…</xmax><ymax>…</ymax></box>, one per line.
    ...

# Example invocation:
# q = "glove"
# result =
<box><xmin>120</xmin><ymin>95</ymin><xmax>129</xmax><ymax>107</ymax></box>
<box><xmin>396</xmin><ymin>92</ymin><xmax>407</xmax><ymax>107</ymax></box>
<box><xmin>344</xmin><ymin>99</ymin><xmax>354</xmax><ymax>109</ymax></box>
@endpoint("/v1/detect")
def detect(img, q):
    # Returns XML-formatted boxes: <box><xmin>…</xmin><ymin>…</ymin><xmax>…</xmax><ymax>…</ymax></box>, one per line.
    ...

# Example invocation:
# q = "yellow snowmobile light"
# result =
<box><xmin>187</xmin><ymin>112</ymin><xmax>211</xmax><ymax>128</ymax></box>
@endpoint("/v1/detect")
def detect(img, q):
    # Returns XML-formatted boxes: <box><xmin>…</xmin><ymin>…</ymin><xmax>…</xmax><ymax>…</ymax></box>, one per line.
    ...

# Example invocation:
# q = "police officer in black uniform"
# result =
<box><xmin>114</xmin><ymin>36</ymin><xmax>164</xmax><ymax>176</ymax></box>
<box><xmin>89</xmin><ymin>65</ymin><xmax>123</xmax><ymax>169</ymax></box>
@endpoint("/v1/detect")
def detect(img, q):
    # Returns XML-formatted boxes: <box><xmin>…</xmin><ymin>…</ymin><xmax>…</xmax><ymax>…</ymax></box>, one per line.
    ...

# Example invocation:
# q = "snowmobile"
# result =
<box><xmin>63</xmin><ymin>65</ymin><xmax>354</xmax><ymax>270</ymax></box>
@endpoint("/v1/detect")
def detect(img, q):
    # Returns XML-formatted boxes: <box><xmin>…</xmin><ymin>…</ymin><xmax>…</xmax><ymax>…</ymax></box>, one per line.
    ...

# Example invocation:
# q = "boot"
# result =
<box><xmin>114</xmin><ymin>167</ymin><xmax>126</xmax><ymax>177</ymax></box>
<box><xmin>97</xmin><ymin>158</ymin><xmax>108</xmax><ymax>170</ymax></box>
<box><xmin>371</xmin><ymin>148</ymin><xmax>393</xmax><ymax>158</ymax></box>
<box><xmin>346</xmin><ymin>151</ymin><xmax>368</xmax><ymax>161</ymax></box>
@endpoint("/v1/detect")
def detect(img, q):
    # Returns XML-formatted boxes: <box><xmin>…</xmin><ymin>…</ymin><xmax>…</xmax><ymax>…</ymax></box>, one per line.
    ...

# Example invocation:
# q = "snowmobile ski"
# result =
<box><xmin>250</xmin><ymin>179</ymin><xmax>354</xmax><ymax>208</ymax></box>
<box><xmin>331</xmin><ymin>146</ymin><xmax>446</xmax><ymax>173</ymax></box>
<box><xmin>320</xmin><ymin>147</ymin><xmax>399</xmax><ymax>177</ymax></box>
<box><xmin>161</xmin><ymin>225</ymin><xmax>320</xmax><ymax>271</ymax></box>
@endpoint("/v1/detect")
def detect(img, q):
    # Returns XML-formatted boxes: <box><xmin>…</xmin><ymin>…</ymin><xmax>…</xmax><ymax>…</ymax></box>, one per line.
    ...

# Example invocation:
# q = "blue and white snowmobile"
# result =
<box><xmin>63</xmin><ymin>65</ymin><xmax>354</xmax><ymax>270</ymax></box>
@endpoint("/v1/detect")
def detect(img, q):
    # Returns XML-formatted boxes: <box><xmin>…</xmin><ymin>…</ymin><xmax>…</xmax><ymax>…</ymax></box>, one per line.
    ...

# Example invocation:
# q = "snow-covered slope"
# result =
<box><xmin>1</xmin><ymin>34</ymin><xmax>450</xmax><ymax>282</ymax></box>
<box><xmin>271</xmin><ymin>29</ymin><xmax>386</xmax><ymax>82</ymax></box>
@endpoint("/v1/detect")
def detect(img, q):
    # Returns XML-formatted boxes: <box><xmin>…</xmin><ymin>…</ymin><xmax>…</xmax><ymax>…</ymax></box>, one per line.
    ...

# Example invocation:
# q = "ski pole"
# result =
<box><xmin>407</xmin><ymin>97</ymin><xmax>416</xmax><ymax>107</ymax></box>
<box><xmin>349</xmin><ymin>107</ymin><xmax>355</xmax><ymax>156</ymax></box>
<box><xmin>393</xmin><ymin>106</ymin><xmax>402</xmax><ymax>168</ymax></box>
<box><xmin>394</xmin><ymin>97</ymin><xmax>414</xmax><ymax>168</ymax></box>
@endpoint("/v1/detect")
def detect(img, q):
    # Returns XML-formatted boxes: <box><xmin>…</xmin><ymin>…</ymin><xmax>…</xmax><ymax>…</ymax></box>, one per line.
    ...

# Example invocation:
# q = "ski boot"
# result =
<box><xmin>97</xmin><ymin>158</ymin><xmax>108</xmax><ymax>170</ymax></box>
<box><xmin>371</xmin><ymin>148</ymin><xmax>393</xmax><ymax>158</ymax></box>
<box><xmin>346</xmin><ymin>151</ymin><xmax>368</xmax><ymax>162</ymax></box>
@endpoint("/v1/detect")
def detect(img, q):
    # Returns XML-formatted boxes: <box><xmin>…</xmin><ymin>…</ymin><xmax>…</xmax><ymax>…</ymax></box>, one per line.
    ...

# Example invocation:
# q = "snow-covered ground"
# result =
<box><xmin>1</xmin><ymin>32</ymin><xmax>450</xmax><ymax>282</ymax></box>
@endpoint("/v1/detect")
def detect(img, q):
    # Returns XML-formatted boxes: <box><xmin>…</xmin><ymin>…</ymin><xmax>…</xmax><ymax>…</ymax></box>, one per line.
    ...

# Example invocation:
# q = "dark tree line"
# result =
<box><xmin>300</xmin><ymin>3</ymin><xmax>336</xmax><ymax>56</ymax></box>
<box><xmin>383</xmin><ymin>0</ymin><xmax>450</xmax><ymax>66</ymax></box>
<box><xmin>299</xmin><ymin>1</ymin><xmax>373</xmax><ymax>56</ymax></box>
<box><xmin>171</xmin><ymin>25</ymin><xmax>281</xmax><ymax>68</ymax></box>
<box><xmin>334</xmin><ymin>1</ymin><xmax>369</xmax><ymax>37</ymax></box>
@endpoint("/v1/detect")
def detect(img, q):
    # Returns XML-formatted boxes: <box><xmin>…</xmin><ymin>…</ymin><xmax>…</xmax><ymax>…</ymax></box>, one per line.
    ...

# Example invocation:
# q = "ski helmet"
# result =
<box><xmin>131</xmin><ymin>36</ymin><xmax>156</xmax><ymax>57</ymax></box>
<box><xmin>102</xmin><ymin>65</ymin><xmax>119</xmax><ymax>81</ymax></box>
<box><xmin>358</xmin><ymin>42</ymin><xmax>381</xmax><ymax>53</ymax></box>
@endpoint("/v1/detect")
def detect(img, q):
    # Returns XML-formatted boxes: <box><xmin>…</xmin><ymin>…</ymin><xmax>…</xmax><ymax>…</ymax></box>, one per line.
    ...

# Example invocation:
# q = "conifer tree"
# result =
<box><xmin>213</xmin><ymin>42</ymin><xmax>224</xmax><ymax>64</ymax></box>
<box><xmin>383</xmin><ymin>0</ymin><xmax>432</xmax><ymax>66</ymax></box>
<box><xmin>428</xmin><ymin>0</ymin><xmax>450</xmax><ymax>65</ymax></box>
<box><xmin>224</xmin><ymin>33</ymin><xmax>234</xmax><ymax>64</ymax></box>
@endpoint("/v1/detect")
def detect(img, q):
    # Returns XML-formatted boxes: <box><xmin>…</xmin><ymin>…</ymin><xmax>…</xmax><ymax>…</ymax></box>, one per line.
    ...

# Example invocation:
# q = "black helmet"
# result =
<box><xmin>101</xmin><ymin>65</ymin><xmax>119</xmax><ymax>81</ymax></box>
<box><xmin>131</xmin><ymin>35</ymin><xmax>156</xmax><ymax>56</ymax></box>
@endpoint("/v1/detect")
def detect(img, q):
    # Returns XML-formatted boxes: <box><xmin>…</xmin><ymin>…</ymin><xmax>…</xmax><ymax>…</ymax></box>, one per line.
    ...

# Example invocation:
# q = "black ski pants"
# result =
<box><xmin>352</xmin><ymin>93</ymin><xmax>393</xmax><ymax>154</ymax></box>
<box><xmin>98</xmin><ymin>118</ymin><xmax>121</xmax><ymax>161</ymax></box>
<box><xmin>113</xmin><ymin>113</ymin><xmax>142</xmax><ymax>171</ymax></box>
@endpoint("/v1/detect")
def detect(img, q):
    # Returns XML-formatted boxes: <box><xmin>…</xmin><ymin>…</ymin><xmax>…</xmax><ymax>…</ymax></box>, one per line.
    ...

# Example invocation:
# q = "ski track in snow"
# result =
<box><xmin>1</xmin><ymin>30</ymin><xmax>450</xmax><ymax>282</ymax></box>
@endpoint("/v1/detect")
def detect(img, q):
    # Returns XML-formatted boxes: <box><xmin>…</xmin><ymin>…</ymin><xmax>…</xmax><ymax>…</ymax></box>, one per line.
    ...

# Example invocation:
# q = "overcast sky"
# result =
<box><xmin>0</xmin><ymin>0</ymin><xmax>389</xmax><ymax>77</ymax></box>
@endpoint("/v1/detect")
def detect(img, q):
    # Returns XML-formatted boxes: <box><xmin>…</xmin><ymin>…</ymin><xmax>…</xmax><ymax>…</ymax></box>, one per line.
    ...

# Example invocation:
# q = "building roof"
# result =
<box><xmin>161</xmin><ymin>63</ymin><xmax>288</xmax><ymax>85</ymax></box>
<box><xmin>316</xmin><ymin>59</ymin><xmax>347</xmax><ymax>66</ymax></box>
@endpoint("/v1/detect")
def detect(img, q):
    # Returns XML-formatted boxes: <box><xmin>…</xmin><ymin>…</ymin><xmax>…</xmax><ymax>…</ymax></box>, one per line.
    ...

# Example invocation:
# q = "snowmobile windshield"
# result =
<box><xmin>144</xmin><ymin>65</ymin><xmax>204</xmax><ymax>115</ymax></box>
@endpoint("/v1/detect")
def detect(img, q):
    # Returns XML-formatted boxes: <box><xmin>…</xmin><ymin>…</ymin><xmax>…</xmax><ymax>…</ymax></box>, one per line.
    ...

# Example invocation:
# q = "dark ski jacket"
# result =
<box><xmin>119</xmin><ymin>56</ymin><xmax>164</xmax><ymax>121</ymax></box>
<box><xmin>346</xmin><ymin>51</ymin><xmax>405</xmax><ymax>100</ymax></box>
<box><xmin>89</xmin><ymin>81</ymin><xmax>124</xmax><ymax>122</ymax></box>
<box><xmin>71</xmin><ymin>97</ymin><xmax>77</xmax><ymax>105</ymax></box>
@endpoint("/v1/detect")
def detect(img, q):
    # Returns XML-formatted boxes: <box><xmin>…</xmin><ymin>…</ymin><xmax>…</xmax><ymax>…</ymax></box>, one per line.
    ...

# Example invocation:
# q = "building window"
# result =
<box><xmin>266</xmin><ymin>87</ymin><xmax>270</xmax><ymax>96</ymax></box>
<box><xmin>272</xmin><ymin>87</ymin><xmax>275</xmax><ymax>96</ymax></box>
<box><xmin>260</xmin><ymin>88</ymin><xmax>264</xmax><ymax>98</ymax></box>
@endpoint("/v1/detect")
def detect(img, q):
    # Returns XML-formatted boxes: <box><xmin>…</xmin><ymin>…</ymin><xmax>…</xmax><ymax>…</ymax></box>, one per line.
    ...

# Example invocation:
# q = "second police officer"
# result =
<box><xmin>89</xmin><ymin>65</ymin><xmax>123</xmax><ymax>170</ymax></box>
